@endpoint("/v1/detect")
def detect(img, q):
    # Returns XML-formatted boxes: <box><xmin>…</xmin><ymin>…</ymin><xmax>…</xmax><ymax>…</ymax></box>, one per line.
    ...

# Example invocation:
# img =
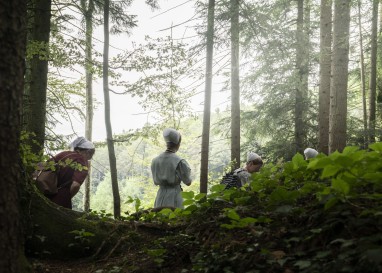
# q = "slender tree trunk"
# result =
<box><xmin>368</xmin><ymin>0</ymin><xmax>379</xmax><ymax>144</ymax></box>
<box><xmin>378</xmin><ymin>1</ymin><xmax>382</xmax><ymax>138</ymax></box>
<box><xmin>357</xmin><ymin>0</ymin><xmax>368</xmax><ymax>148</ymax></box>
<box><xmin>231</xmin><ymin>0</ymin><xmax>241</xmax><ymax>170</ymax></box>
<box><xmin>318</xmin><ymin>0</ymin><xmax>332</xmax><ymax>155</ymax></box>
<box><xmin>103</xmin><ymin>0</ymin><xmax>121</xmax><ymax>218</ymax></box>
<box><xmin>81</xmin><ymin>0</ymin><xmax>94</xmax><ymax>212</ymax></box>
<box><xmin>23</xmin><ymin>0</ymin><xmax>52</xmax><ymax>154</ymax></box>
<box><xmin>329</xmin><ymin>0</ymin><xmax>351</xmax><ymax>153</ymax></box>
<box><xmin>200</xmin><ymin>0</ymin><xmax>215</xmax><ymax>194</ymax></box>
<box><xmin>295</xmin><ymin>0</ymin><xmax>309</xmax><ymax>154</ymax></box>
<box><xmin>0</xmin><ymin>0</ymin><xmax>27</xmax><ymax>271</ymax></box>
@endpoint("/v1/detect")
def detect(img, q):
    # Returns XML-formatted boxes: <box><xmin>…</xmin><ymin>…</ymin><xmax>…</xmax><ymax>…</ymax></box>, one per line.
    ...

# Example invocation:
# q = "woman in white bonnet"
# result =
<box><xmin>304</xmin><ymin>148</ymin><xmax>318</xmax><ymax>160</ymax></box>
<box><xmin>48</xmin><ymin>136</ymin><xmax>95</xmax><ymax>209</ymax></box>
<box><xmin>237</xmin><ymin>152</ymin><xmax>263</xmax><ymax>186</ymax></box>
<box><xmin>151</xmin><ymin>128</ymin><xmax>192</xmax><ymax>208</ymax></box>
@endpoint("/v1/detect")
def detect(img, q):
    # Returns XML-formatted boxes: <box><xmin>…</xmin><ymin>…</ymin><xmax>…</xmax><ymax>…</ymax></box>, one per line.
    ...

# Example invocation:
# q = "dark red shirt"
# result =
<box><xmin>48</xmin><ymin>151</ymin><xmax>89</xmax><ymax>209</ymax></box>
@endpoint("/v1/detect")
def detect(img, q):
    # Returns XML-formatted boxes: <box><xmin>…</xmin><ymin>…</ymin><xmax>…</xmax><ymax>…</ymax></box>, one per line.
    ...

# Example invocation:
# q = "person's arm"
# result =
<box><xmin>178</xmin><ymin>160</ymin><xmax>192</xmax><ymax>186</ymax></box>
<box><xmin>70</xmin><ymin>181</ymin><xmax>81</xmax><ymax>197</ymax></box>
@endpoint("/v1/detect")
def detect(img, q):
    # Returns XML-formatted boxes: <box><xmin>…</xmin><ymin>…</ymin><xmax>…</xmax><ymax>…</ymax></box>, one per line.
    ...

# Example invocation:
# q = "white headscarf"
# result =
<box><xmin>247</xmin><ymin>152</ymin><xmax>262</xmax><ymax>162</ymax></box>
<box><xmin>304</xmin><ymin>148</ymin><xmax>318</xmax><ymax>159</ymax></box>
<box><xmin>69</xmin><ymin>137</ymin><xmax>95</xmax><ymax>150</ymax></box>
<box><xmin>163</xmin><ymin>128</ymin><xmax>181</xmax><ymax>144</ymax></box>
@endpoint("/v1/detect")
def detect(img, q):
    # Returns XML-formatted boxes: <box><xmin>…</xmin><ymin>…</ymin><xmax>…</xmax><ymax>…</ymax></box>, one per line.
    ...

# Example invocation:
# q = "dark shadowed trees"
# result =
<box><xmin>0</xmin><ymin>0</ymin><xmax>27</xmax><ymax>271</ymax></box>
<box><xmin>23</xmin><ymin>0</ymin><xmax>52</xmax><ymax>154</ymax></box>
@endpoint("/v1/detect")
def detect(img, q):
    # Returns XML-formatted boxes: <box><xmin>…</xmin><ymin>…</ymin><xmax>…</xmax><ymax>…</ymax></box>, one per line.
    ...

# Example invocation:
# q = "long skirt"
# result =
<box><xmin>154</xmin><ymin>185</ymin><xmax>183</xmax><ymax>208</ymax></box>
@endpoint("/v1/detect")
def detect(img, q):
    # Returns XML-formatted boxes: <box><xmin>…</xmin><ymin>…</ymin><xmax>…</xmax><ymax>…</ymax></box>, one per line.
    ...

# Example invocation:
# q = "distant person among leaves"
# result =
<box><xmin>151</xmin><ymin>128</ymin><xmax>192</xmax><ymax>209</ymax></box>
<box><xmin>304</xmin><ymin>148</ymin><xmax>318</xmax><ymax>160</ymax></box>
<box><xmin>48</xmin><ymin>137</ymin><xmax>95</xmax><ymax>209</ymax></box>
<box><xmin>221</xmin><ymin>152</ymin><xmax>263</xmax><ymax>189</ymax></box>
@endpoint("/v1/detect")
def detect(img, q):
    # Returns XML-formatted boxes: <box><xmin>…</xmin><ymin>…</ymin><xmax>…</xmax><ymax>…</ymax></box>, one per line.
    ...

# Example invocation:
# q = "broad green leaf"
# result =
<box><xmin>158</xmin><ymin>208</ymin><xmax>172</xmax><ymax>215</ymax></box>
<box><xmin>240</xmin><ymin>217</ymin><xmax>258</xmax><ymax>224</ymax></box>
<box><xmin>182</xmin><ymin>199</ymin><xmax>194</xmax><ymax>206</ymax></box>
<box><xmin>225</xmin><ymin>209</ymin><xmax>240</xmax><ymax>220</ymax></box>
<box><xmin>292</xmin><ymin>153</ymin><xmax>306</xmax><ymax>169</ymax></box>
<box><xmin>324</xmin><ymin>196</ymin><xmax>339</xmax><ymax>210</ymax></box>
<box><xmin>184</xmin><ymin>204</ymin><xmax>198</xmax><ymax>212</ymax></box>
<box><xmin>194</xmin><ymin>193</ymin><xmax>206</xmax><ymax>201</ymax></box>
<box><xmin>321</xmin><ymin>164</ymin><xmax>341</xmax><ymax>178</ymax></box>
<box><xmin>362</xmin><ymin>172</ymin><xmax>382</xmax><ymax>183</ymax></box>
<box><xmin>342</xmin><ymin>146</ymin><xmax>360</xmax><ymax>154</ymax></box>
<box><xmin>168</xmin><ymin>212</ymin><xmax>176</xmax><ymax>219</ymax></box>
<box><xmin>332</xmin><ymin>178</ymin><xmax>350</xmax><ymax>195</ymax></box>
<box><xmin>308</xmin><ymin>157</ymin><xmax>332</xmax><ymax>170</ymax></box>
<box><xmin>269</xmin><ymin>187</ymin><xmax>289</xmax><ymax>202</ymax></box>
<box><xmin>369</xmin><ymin>142</ymin><xmax>382</xmax><ymax>152</ymax></box>
<box><xmin>181</xmin><ymin>191</ymin><xmax>194</xmax><ymax>200</ymax></box>
<box><xmin>333</xmin><ymin>155</ymin><xmax>353</xmax><ymax>167</ymax></box>
<box><xmin>210</xmin><ymin>184</ymin><xmax>226</xmax><ymax>193</ymax></box>
<box><xmin>234</xmin><ymin>196</ymin><xmax>251</xmax><ymax>205</ymax></box>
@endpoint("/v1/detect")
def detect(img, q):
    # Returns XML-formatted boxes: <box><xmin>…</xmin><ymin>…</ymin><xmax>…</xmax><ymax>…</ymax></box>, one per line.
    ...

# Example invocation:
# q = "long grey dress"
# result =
<box><xmin>151</xmin><ymin>151</ymin><xmax>192</xmax><ymax>208</ymax></box>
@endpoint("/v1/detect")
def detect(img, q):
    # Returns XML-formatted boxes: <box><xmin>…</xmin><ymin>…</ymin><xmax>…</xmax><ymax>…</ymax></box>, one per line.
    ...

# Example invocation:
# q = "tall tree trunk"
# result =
<box><xmin>0</xmin><ymin>0</ymin><xmax>27</xmax><ymax>271</ymax></box>
<box><xmin>378</xmin><ymin>1</ymin><xmax>382</xmax><ymax>137</ymax></box>
<box><xmin>318</xmin><ymin>0</ymin><xmax>332</xmax><ymax>155</ymax></box>
<box><xmin>103</xmin><ymin>0</ymin><xmax>121</xmax><ymax>218</ymax></box>
<box><xmin>200</xmin><ymin>0</ymin><xmax>215</xmax><ymax>194</ymax></box>
<box><xmin>23</xmin><ymin>0</ymin><xmax>51</xmax><ymax>154</ymax></box>
<box><xmin>231</xmin><ymin>0</ymin><xmax>241</xmax><ymax>170</ymax></box>
<box><xmin>357</xmin><ymin>0</ymin><xmax>368</xmax><ymax>148</ymax></box>
<box><xmin>295</xmin><ymin>0</ymin><xmax>309</xmax><ymax>154</ymax></box>
<box><xmin>329</xmin><ymin>0</ymin><xmax>351</xmax><ymax>153</ymax></box>
<box><xmin>81</xmin><ymin>0</ymin><xmax>94</xmax><ymax>213</ymax></box>
<box><xmin>368</xmin><ymin>0</ymin><xmax>379</xmax><ymax>144</ymax></box>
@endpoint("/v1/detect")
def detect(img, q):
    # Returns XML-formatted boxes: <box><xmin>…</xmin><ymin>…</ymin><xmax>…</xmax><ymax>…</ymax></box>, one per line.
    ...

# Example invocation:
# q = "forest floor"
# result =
<box><xmin>28</xmin><ymin>192</ymin><xmax>382</xmax><ymax>273</ymax></box>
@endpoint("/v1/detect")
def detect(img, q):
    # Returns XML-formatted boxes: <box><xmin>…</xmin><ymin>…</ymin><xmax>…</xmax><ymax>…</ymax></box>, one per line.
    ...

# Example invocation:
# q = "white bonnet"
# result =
<box><xmin>69</xmin><ymin>136</ymin><xmax>95</xmax><ymax>150</ymax></box>
<box><xmin>247</xmin><ymin>152</ymin><xmax>261</xmax><ymax>162</ymax></box>
<box><xmin>304</xmin><ymin>148</ymin><xmax>318</xmax><ymax>159</ymax></box>
<box><xmin>163</xmin><ymin>128</ymin><xmax>181</xmax><ymax>144</ymax></box>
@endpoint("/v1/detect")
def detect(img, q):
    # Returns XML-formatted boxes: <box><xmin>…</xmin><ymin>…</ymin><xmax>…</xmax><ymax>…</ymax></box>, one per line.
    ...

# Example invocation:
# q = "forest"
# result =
<box><xmin>1</xmin><ymin>0</ymin><xmax>382</xmax><ymax>272</ymax></box>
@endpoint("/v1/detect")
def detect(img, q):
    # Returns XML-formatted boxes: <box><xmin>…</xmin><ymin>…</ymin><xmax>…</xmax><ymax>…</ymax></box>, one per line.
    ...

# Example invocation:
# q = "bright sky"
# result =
<box><xmin>56</xmin><ymin>0</ymin><xmax>229</xmax><ymax>142</ymax></box>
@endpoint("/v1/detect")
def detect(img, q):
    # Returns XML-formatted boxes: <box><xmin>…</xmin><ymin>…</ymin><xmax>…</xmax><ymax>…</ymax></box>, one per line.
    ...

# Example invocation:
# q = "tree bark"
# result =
<box><xmin>294</xmin><ymin>0</ymin><xmax>309</xmax><ymax>154</ymax></box>
<box><xmin>230</xmin><ymin>0</ymin><xmax>241</xmax><ymax>170</ymax></box>
<box><xmin>25</xmin><ymin>191</ymin><xmax>110</xmax><ymax>259</ymax></box>
<box><xmin>0</xmin><ymin>0</ymin><xmax>27</xmax><ymax>271</ymax></box>
<box><xmin>368</xmin><ymin>0</ymin><xmax>379</xmax><ymax>144</ymax></box>
<box><xmin>200</xmin><ymin>0</ymin><xmax>215</xmax><ymax>194</ymax></box>
<box><xmin>103</xmin><ymin>0</ymin><xmax>121</xmax><ymax>218</ymax></box>
<box><xmin>23</xmin><ymin>0</ymin><xmax>52</xmax><ymax>154</ymax></box>
<box><xmin>357</xmin><ymin>0</ymin><xmax>368</xmax><ymax>148</ymax></box>
<box><xmin>81</xmin><ymin>0</ymin><xmax>95</xmax><ymax>213</ymax></box>
<box><xmin>318</xmin><ymin>0</ymin><xmax>332</xmax><ymax>155</ymax></box>
<box><xmin>329</xmin><ymin>0</ymin><xmax>351</xmax><ymax>153</ymax></box>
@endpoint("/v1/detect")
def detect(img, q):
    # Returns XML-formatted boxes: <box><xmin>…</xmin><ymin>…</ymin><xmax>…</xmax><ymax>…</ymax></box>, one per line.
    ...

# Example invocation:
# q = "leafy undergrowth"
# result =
<box><xmin>30</xmin><ymin>143</ymin><xmax>382</xmax><ymax>273</ymax></box>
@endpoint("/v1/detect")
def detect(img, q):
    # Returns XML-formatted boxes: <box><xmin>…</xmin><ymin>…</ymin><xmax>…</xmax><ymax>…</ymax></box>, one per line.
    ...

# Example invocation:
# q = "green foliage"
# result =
<box><xmin>68</xmin><ymin>229</ymin><xmax>95</xmax><ymax>250</ymax></box>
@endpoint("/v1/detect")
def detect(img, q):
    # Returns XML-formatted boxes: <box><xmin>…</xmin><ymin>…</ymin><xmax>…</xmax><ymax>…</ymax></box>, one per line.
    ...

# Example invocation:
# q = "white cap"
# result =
<box><xmin>304</xmin><ymin>148</ymin><xmax>318</xmax><ymax>159</ymax></box>
<box><xmin>163</xmin><ymin>128</ymin><xmax>181</xmax><ymax>144</ymax></box>
<box><xmin>247</xmin><ymin>152</ymin><xmax>261</xmax><ymax>162</ymax></box>
<box><xmin>69</xmin><ymin>137</ymin><xmax>95</xmax><ymax>150</ymax></box>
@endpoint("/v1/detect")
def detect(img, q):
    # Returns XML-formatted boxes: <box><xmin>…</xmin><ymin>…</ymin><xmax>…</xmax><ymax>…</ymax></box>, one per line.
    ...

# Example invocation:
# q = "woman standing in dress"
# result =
<box><xmin>151</xmin><ymin>128</ymin><xmax>192</xmax><ymax>208</ymax></box>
